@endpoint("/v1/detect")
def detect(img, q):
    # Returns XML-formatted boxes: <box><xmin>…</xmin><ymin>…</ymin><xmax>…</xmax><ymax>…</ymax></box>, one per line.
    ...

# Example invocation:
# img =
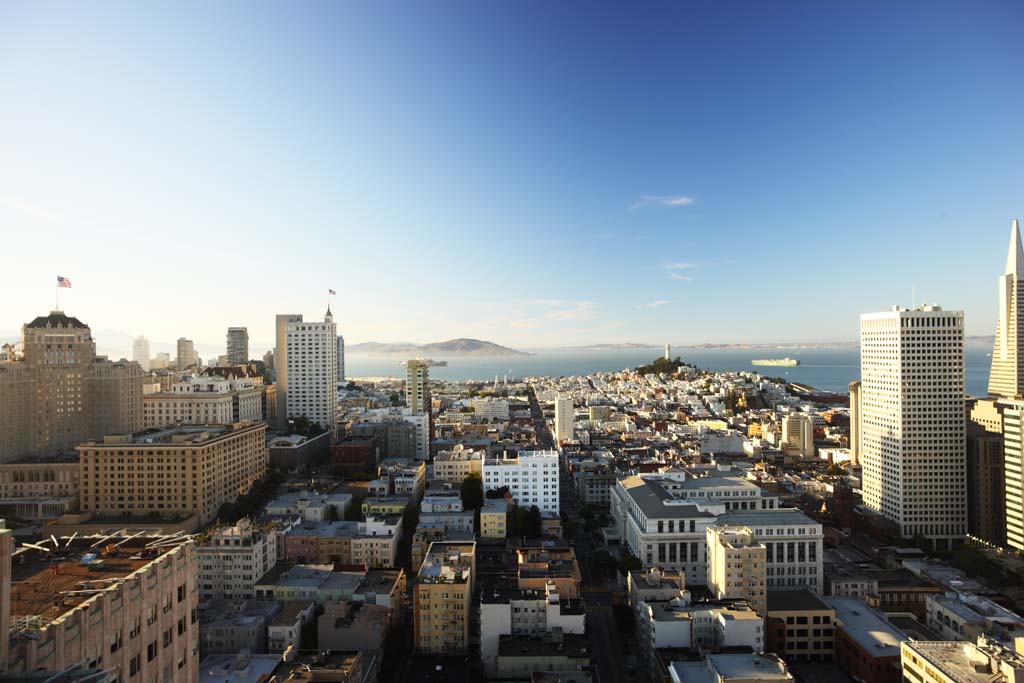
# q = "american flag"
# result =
<box><xmin>328</xmin><ymin>289</ymin><xmax>336</xmax><ymax>296</ymax></box>
<box><xmin>57</xmin><ymin>276</ymin><xmax>72</xmax><ymax>288</ymax></box>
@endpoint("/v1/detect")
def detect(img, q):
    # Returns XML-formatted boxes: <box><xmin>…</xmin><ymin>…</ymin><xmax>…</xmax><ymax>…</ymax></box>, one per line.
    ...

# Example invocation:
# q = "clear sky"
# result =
<box><xmin>2</xmin><ymin>2</ymin><xmax>1023</xmax><ymax>356</ymax></box>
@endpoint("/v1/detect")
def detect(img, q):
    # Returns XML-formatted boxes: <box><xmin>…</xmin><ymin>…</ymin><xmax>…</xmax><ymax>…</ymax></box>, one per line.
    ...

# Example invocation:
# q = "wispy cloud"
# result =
<box><xmin>628</xmin><ymin>194</ymin><xmax>695</xmax><ymax>212</ymax></box>
<box><xmin>664</xmin><ymin>261</ymin><xmax>705</xmax><ymax>271</ymax></box>
<box><xmin>669</xmin><ymin>273</ymin><xmax>694</xmax><ymax>282</ymax></box>
<box><xmin>0</xmin><ymin>197</ymin><xmax>63</xmax><ymax>222</ymax></box>
<box><xmin>637</xmin><ymin>300</ymin><xmax>671</xmax><ymax>309</ymax></box>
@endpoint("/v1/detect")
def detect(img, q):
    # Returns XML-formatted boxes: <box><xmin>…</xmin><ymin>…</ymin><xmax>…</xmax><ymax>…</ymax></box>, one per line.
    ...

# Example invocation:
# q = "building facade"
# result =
<box><xmin>707</xmin><ymin>525</ymin><xmax>767</xmax><ymax>615</ymax></box>
<box><xmin>143</xmin><ymin>367</ymin><xmax>268</xmax><ymax>428</ymax></box>
<box><xmin>405</xmin><ymin>360</ymin><xmax>430</xmax><ymax>414</ymax></box>
<box><xmin>414</xmin><ymin>541</ymin><xmax>475</xmax><ymax>654</ymax></box>
<box><xmin>198</xmin><ymin>519</ymin><xmax>277</xmax><ymax>601</ymax></box>
<box><xmin>0</xmin><ymin>311</ymin><xmax>146</xmax><ymax>461</ymax></box>
<box><xmin>226</xmin><ymin>327</ymin><xmax>249</xmax><ymax>365</ymax></box>
<box><xmin>860</xmin><ymin>305</ymin><xmax>966</xmax><ymax>547</ymax></box>
<box><xmin>77</xmin><ymin>422</ymin><xmax>267</xmax><ymax>525</ymax></box>
<box><xmin>554</xmin><ymin>395</ymin><xmax>573</xmax><ymax>444</ymax></box>
<box><xmin>483</xmin><ymin>450</ymin><xmax>560</xmax><ymax>513</ymax></box>
<box><xmin>133</xmin><ymin>335</ymin><xmax>151</xmax><ymax>371</ymax></box>
<box><xmin>281</xmin><ymin>310</ymin><xmax>338</xmax><ymax>432</ymax></box>
<box><xmin>176</xmin><ymin>337</ymin><xmax>195</xmax><ymax>371</ymax></box>
<box><xmin>989</xmin><ymin>219</ymin><xmax>1024</xmax><ymax>398</ymax></box>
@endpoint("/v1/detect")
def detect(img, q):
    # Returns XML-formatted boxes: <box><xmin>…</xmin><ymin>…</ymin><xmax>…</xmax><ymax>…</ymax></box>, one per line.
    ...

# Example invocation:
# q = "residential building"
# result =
<box><xmin>496</xmin><ymin>633</ymin><xmax>590</xmax><ymax>680</ymax></box>
<box><xmin>264</xmin><ymin>490</ymin><xmax>352</xmax><ymax>522</ymax></box>
<box><xmin>901</xmin><ymin>636</ymin><xmax>1024</xmax><ymax>683</ymax></box>
<box><xmin>77</xmin><ymin>422</ymin><xmax>267</xmax><ymax>525</ymax></box>
<box><xmin>6</xmin><ymin>534</ymin><xmax>198</xmax><ymax>681</ymax></box>
<box><xmin>765</xmin><ymin>589</ymin><xmax>835</xmax><ymax>661</ymax></box>
<box><xmin>472</xmin><ymin>398</ymin><xmax>510</xmax><ymax>421</ymax></box>
<box><xmin>281</xmin><ymin>309</ymin><xmax>338</xmax><ymax>432</ymax></box>
<box><xmin>282</xmin><ymin>516</ymin><xmax>403</xmax><ymax>568</ymax></box>
<box><xmin>515</xmin><ymin>546</ymin><xmax>582</xmax><ymax>598</ymax></box>
<box><xmin>200</xmin><ymin>599</ymin><xmax>279</xmax><ymax>654</ymax></box>
<box><xmin>483</xmin><ymin>450</ymin><xmax>560</xmax><ymax>513</ymax></box>
<box><xmin>989</xmin><ymin>219</ymin><xmax>1024</xmax><ymax>399</ymax></box>
<box><xmin>352</xmin><ymin>419</ymin><xmax>418</xmax><ymax>460</ymax></box>
<box><xmin>707</xmin><ymin>526</ymin><xmax>767</xmax><ymax>615</ymax></box>
<box><xmin>318</xmin><ymin>600</ymin><xmax>392</xmax><ymax>653</ymax></box>
<box><xmin>143</xmin><ymin>367</ymin><xmax>269</xmax><ymax>428</ymax></box>
<box><xmin>825</xmin><ymin>597</ymin><xmax>904</xmax><ymax>683</ymax></box>
<box><xmin>331</xmin><ymin>436</ymin><xmax>379</xmax><ymax>475</ymax></box>
<box><xmin>480</xmin><ymin>583</ymin><xmax>585</xmax><ymax>674</ymax></box>
<box><xmin>433</xmin><ymin>447</ymin><xmax>484</xmax><ymax>483</ymax></box>
<box><xmin>780</xmin><ymin>413</ymin><xmax>814</xmax><ymax>458</ymax></box>
<box><xmin>198</xmin><ymin>518</ymin><xmax>278</xmax><ymax>601</ymax></box>
<box><xmin>133</xmin><ymin>334</ymin><xmax>151</xmax><ymax>371</ymax></box>
<box><xmin>627</xmin><ymin>567</ymin><xmax>686</xmax><ymax>617</ymax></box>
<box><xmin>405</xmin><ymin>359</ymin><xmax>430</xmax><ymax>414</ymax></box>
<box><xmin>480</xmin><ymin>498</ymin><xmax>508</xmax><ymax>539</ymax></box>
<box><xmin>0</xmin><ymin>311</ymin><xmax>145</xmax><ymax>460</ymax></box>
<box><xmin>414</xmin><ymin>541</ymin><xmax>475</xmax><ymax>654</ymax></box>
<box><xmin>554</xmin><ymin>395</ymin><xmax>573</xmax><ymax>444</ymax></box>
<box><xmin>860</xmin><ymin>305</ymin><xmax>966</xmax><ymax>547</ymax></box>
<box><xmin>637</xmin><ymin>597</ymin><xmax>764</xmax><ymax>667</ymax></box>
<box><xmin>226</xmin><ymin>327</ymin><xmax>249</xmax><ymax>365</ymax></box>
<box><xmin>176</xmin><ymin>337</ymin><xmax>195</xmax><ymax>370</ymax></box>
<box><xmin>267</xmin><ymin>601</ymin><xmax>315</xmax><ymax>653</ymax></box>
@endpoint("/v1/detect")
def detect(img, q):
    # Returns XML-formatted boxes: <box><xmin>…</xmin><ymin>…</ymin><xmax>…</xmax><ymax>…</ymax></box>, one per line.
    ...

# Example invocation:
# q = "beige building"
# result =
<box><xmin>0</xmin><ymin>455</ymin><xmax>80</xmax><ymax>521</ymax></box>
<box><xmin>406</xmin><ymin>360</ymin><xmax>430</xmax><ymax>415</ymax></box>
<box><xmin>414</xmin><ymin>541</ymin><xmax>475</xmax><ymax>654</ymax></box>
<box><xmin>77</xmin><ymin>422</ymin><xmax>266</xmax><ymax>525</ymax></box>
<box><xmin>848</xmin><ymin>380</ymin><xmax>861</xmax><ymax>466</ymax></box>
<box><xmin>766</xmin><ymin>589</ymin><xmax>835</xmax><ymax>661</ymax></box>
<box><xmin>902</xmin><ymin>637</ymin><xmax>1024</xmax><ymax>683</ymax></box>
<box><xmin>0</xmin><ymin>311</ymin><xmax>145</xmax><ymax>461</ymax></box>
<box><xmin>143</xmin><ymin>367</ymin><xmax>270</xmax><ymax>428</ymax></box>
<box><xmin>781</xmin><ymin>413</ymin><xmax>814</xmax><ymax>458</ymax></box>
<box><xmin>6</xmin><ymin>534</ymin><xmax>199</xmax><ymax>682</ymax></box>
<box><xmin>432</xmin><ymin>447</ymin><xmax>483</xmax><ymax>484</ymax></box>
<box><xmin>480</xmin><ymin>498</ymin><xmax>507</xmax><ymax>539</ymax></box>
<box><xmin>176</xmin><ymin>337</ymin><xmax>196</xmax><ymax>371</ymax></box>
<box><xmin>707</xmin><ymin>525</ymin><xmax>767</xmax><ymax>615</ymax></box>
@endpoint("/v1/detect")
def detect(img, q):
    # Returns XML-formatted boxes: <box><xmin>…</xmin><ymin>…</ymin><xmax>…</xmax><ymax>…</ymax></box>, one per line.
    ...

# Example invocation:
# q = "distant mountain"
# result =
<box><xmin>348</xmin><ymin>338</ymin><xmax>529</xmax><ymax>357</ymax></box>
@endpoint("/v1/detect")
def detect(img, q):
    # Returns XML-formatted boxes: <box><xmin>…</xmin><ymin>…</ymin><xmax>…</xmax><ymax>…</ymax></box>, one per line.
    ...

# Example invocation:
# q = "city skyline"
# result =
<box><xmin>2</xmin><ymin>3</ymin><xmax>1023</xmax><ymax>348</ymax></box>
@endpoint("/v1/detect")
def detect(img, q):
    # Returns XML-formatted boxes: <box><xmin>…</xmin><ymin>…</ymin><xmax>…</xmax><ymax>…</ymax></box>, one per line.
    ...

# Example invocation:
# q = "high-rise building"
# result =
<box><xmin>848</xmin><ymin>381</ymin><xmax>861</xmax><ymax>467</ymax></box>
<box><xmin>482</xmin><ymin>450</ymin><xmax>560</xmax><ymax>513</ymax></box>
<box><xmin>0</xmin><ymin>311</ymin><xmax>146</xmax><ymax>461</ymax></box>
<box><xmin>152</xmin><ymin>351</ymin><xmax>171</xmax><ymax>369</ymax></box>
<box><xmin>280</xmin><ymin>309</ymin><xmax>338</xmax><ymax>431</ymax></box>
<box><xmin>405</xmin><ymin>359</ymin><xmax>430</xmax><ymax>414</ymax></box>
<box><xmin>274</xmin><ymin>314</ymin><xmax>302</xmax><ymax>429</ymax></box>
<box><xmin>706</xmin><ymin>525</ymin><xmax>767</xmax><ymax>616</ymax></box>
<box><xmin>337</xmin><ymin>334</ymin><xmax>346</xmax><ymax>384</ymax></box>
<box><xmin>966</xmin><ymin>421</ymin><xmax>1006</xmax><ymax>546</ymax></box>
<box><xmin>176</xmin><ymin>337</ymin><xmax>195</xmax><ymax>371</ymax></box>
<box><xmin>989</xmin><ymin>219</ymin><xmax>1024</xmax><ymax>398</ymax></box>
<box><xmin>665</xmin><ymin>343</ymin><xmax>671</xmax><ymax>360</ymax></box>
<box><xmin>554</xmin><ymin>395</ymin><xmax>573</xmax><ymax>444</ymax></box>
<box><xmin>860</xmin><ymin>305</ymin><xmax>966</xmax><ymax>547</ymax></box>
<box><xmin>132</xmin><ymin>334</ymin><xmax>150</xmax><ymax>371</ymax></box>
<box><xmin>226</xmin><ymin>327</ymin><xmax>249</xmax><ymax>365</ymax></box>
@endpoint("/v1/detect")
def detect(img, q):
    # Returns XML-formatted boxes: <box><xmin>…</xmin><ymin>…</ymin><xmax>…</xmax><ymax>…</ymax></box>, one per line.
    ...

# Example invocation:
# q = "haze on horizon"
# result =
<box><xmin>2</xmin><ymin>2</ymin><xmax>1023</xmax><ymax>354</ymax></box>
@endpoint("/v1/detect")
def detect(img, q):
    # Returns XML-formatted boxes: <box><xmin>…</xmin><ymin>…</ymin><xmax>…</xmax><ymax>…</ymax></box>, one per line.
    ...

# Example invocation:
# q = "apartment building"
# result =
<box><xmin>707</xmin><ymin>526</ymin><xmax>767</xmax><ymax>615</ymax></box>
<box><xmin>283</xmin><ymin>516</ymin><xmax>403</xmax><ymax>568</ymax></box>
<box><xmin>480</xmin><ymin>583</ymin><xmax>585</xmax><ymax>675</ymax></box>
<box><xmin>405</xmin><ymin>360</ymin><xmax>430</xmax><ymax>415</ymax></box>
<box><xmin>554</xmin><ymin>395</ymin><xmax>573</xmax><ymax>444</ymax></box>
<box><xmin>414</xmin><ymin>542</ymin><xmax>476</xmax><ymax>654</ymax></box>
<box><xmin>198</xmin><ymin>519</ymin><xmax>278</xmax><ymax>601</ymax></box>
<box><xmin>276</xmin><ymin>310</ymin><xmax>338</xmax><ymax>432</ymax></box>
<box><xmin>77</xmin><ymin>422</ymin><xmax>267</xmax><ymax>525</ymax></box>
<box><xmin>143</xmin><ymin>367</ymin><xmax>269</xmax><ymax>428</ymax></box>
<box><xmin>480</xmin><ymin>498</ymin><xmax>508</xmax><ymax>539</ymax></box>
<box><xmin>483</xmin><ymin>450</ymin><xmax>560</xmax><ymax>513</ymax></box>
<box><xmin>433</xmin><ymin>447</ymin><xmax>484</xmax><ymax>484</ymax></box>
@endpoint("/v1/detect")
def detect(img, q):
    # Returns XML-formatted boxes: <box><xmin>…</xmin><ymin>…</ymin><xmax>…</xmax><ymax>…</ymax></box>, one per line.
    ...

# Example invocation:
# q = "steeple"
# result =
<box><xmin>1006</xmin><ymin>218</ymin><xmax>1024</xmax><ymax>276</ymax></box>
<box><xmin>325</xmin><ymin>305</ymin><xmax>334</xmax><ymax>323</ymax></box>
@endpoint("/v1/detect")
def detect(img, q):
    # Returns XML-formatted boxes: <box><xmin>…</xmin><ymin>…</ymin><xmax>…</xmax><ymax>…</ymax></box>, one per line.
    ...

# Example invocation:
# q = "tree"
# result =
<box><xmin>526</xmin><ymin>505</ymin><xmax>542</xmax><ymax>538</ymax></box>
<box><xmin>344</xmin><ymin>496</ymin><xmax>364</xmax><ymax>521</ymax></box>
<box><xmin>486</xmin><ymin>485</ymin><xmax>510</xmax><ymax>500</ymax></box>
<box><xmin>460</xmin><ymin>474</ymin><xmax>484</xmax><ymax>511</ymax></box>
<box><xmin>618</xmin><ymin>553</ymin><xmax>643</xmax><ymax>572</ymax></box>
<box><xmin>402</xmin><ymin>502</ymin><xmax>420</xmax><ymax>536</ymax></box>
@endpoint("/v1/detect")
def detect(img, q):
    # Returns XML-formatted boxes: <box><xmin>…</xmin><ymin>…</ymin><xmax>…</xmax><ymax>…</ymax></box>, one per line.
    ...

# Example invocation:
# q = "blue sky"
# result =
<box><xmin>2</xmin><ymin>2</ymin><xmax>1023</xmax><ymax>355</ymax></box>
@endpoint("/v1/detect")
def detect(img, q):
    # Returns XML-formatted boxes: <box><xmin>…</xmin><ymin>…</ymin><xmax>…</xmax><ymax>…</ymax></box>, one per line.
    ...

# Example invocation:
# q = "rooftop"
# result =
<box><xmin>823</xmin><ymin>597</ymin><xmax>905</xmax><ymax>658</ymax></box>
<box><xmin>904</xmin><ymin>639</ymin><xmax>1024</xmax><ymax>683</ymax></box>
<box><xmin>497</xmin><ymin>633</ymin><xmax>590</xmax><ymax>659</ymax></box>
<box><xmin>25</xmin><ymin>311</ymin><xmax>87</xmax><ymax>329</ymax></box>
<box><xmin>79</xmin><ymin>422</ymin><xmax>263</xmax><ymax>448</ymax></box>
<box><xmin>715</xmin><ymin>509</ymin><xmax>819</xmax><ymax>528</ymax></box>
<box><xmin>199</xmin><ymin>654</ymin><xmax>283</xmax><ymax>683</ymax></box>
<box><xmin>767</xmin><ymin>589</ymin><xmax>831</xmax><ymax>613</ymax></box>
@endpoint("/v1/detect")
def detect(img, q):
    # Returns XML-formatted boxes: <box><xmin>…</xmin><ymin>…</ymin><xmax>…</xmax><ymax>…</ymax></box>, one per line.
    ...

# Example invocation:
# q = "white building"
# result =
<box><xmin>989</xmin><ymin>219</ymin><xmax>1024</xmax><ymax>399</ymax></box>
<box><xmin>860</xmin><ymin>304</ymin><xmax>966</xmax><ymax>547</ymax></box>
<box><xmin>554</xmin><ymin>395</ymin><xmax>573</xmax><ymax>444</ymax></box>
<box><xmin>264</xmin><ymin>490</ymin><xmax>353</xmax><ymax>522</ymax></box>
<box><xmin>132</xmin><ymin>334</ymin><xmax>150</xmax><ymax>371</ymax></box>
<box><xmin>480</xmin><ymin>583</ymin><xmax>585</xmax><ymax>675</ymax></box>
<box><xmin>337</xmin><ymin>334</ymin><xmax>346</xmax><ymax>384</ymax></box>
<box><xmin>198</xmin><ymin>518</ymin><xmax>278</xmax><ymax>601</ymax></box>
<box><xmin>472</xmin><ymin>398</ymin><xmax>510</xmax><ymax>421</ymax></box>
<box><xmin>637</xmin><ymin>596</ymin><xmax>764</xmax><ymax>660</ymax></box>
<box><xmin>279</xmin><ymin>308</ymin><xmax>339</xmax><ymax>432</ymax></box>
<box><xmin>611</xmin><ymin>471</ymin><xmax>822</xmax><ymax>590</ymax></box>
<box><xmin>483</xmin><ymin>450</ymin><xmax>560</xmax><ymax>513</ymax></box>
<box><xmin>143</xmin><ymin>368</ymin><xmax>266</xmax><ymax>427</ymax></box>
<box><xmin>402</xmin><ymin>410</ymin><xmax>430</xmax><ymax>460</ymax></box>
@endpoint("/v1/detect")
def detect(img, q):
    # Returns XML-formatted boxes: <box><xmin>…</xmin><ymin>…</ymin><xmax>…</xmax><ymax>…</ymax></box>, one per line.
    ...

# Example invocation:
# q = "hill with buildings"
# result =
<box><xmin>348</xmin><ymin>338</ymin><xmax>529</xmax><ymax>357</ymax></box>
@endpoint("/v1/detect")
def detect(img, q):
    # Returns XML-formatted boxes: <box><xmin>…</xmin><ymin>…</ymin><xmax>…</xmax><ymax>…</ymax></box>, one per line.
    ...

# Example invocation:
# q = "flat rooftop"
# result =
<box><xmin>81</xmin><ymin>423</ymin><xmax>263</xmax><ymax>447</ymax></box>
<box><xmin>767</xmin><ymin>589</ymin><xmax>831</xmax><ymax>613</ymax></box>
<box><xmin>823</xmin><ymin>597</ymin><xmax>905</xmax><ymax>658</ymax></box>
<box><xmin>498</xmin><ymin>634</ymin><xmax>589</xmax><ymax>658</ymax></box>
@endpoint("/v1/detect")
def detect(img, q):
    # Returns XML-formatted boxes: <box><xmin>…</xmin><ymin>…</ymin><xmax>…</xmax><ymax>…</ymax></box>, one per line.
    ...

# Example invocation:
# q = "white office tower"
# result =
<box><xmin>132</xmin><ymin>335</ymin><xmax>150</xmax><ymax>371</ymax></box>
<box><xmin>483</xmin><ymin>450</ymin><xmax>560</xmax><ymax>513</ymax></box>
<box><xmin>990</xmin><ymin>219</ymin><xmax>1024</xmax><ymax>399</ymax></box>
<box><xmin>337</xmin><ymin>334</ymin><xmax>346</xmax><ymax>384</ymax></box>
<box><xmin>226</xmin><ymin>327</ymin><xmax>249</xmax><ymax>365</ymax></box>
<box><xmin>554</xmin><ymin>395</ymin><xmax>573</xmax><ymax>444</ymax></box>
<box><xmin>860</xmin><ymin>305</ymin><xmax>966</xmax><ymax>548</ymax></box>
<box><xmin>665</xmin><ymin>343</ymin><xmax>671</xmax><ymax>360</ymax></box>
<box><xmin>280</xmin><ymin>308</ymin><xmax>338</xmax><ymax>432</ymax></box>
<box><xmin>406</xmin><ymin>359</ymin><xmax>430</xmax><ymax>414</ymax></box>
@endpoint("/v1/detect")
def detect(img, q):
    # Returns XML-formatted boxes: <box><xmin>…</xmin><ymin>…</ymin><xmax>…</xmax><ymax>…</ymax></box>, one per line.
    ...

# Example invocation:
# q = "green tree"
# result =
<box><xmin>460</xmin><ymin>474</ymin><xmax>484</xmax><ymax>511</ymax></box>
<box><xmin>618</xmin><ymin>553</ymin><xmax>643</xmax><ymax>573</ymax></box>
<box><xmin>344</xmin><ymin>496</ymin><xmax>364</xmax><ymax>521</ymax></box>
<box><xmin>526</xmin><ymin>505</ymin><xmax>542</xmax><ymax>538</ymax></box>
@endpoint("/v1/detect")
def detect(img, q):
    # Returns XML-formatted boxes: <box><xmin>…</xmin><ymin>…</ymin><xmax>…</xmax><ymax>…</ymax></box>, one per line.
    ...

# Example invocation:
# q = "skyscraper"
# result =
<box><xmin>0</xmin><ymin>311</ymin><xmax>145</xmax><ymax>460</ymax></box>
<box><xmin>274</xmin><ymin>314</ymin><xmax>302</xmax><ymax>429</ymax></box>
<box><xmin>337</xmin><ymin>334</ymin><xmax>346</xmax><ymax>384</ymax></box>
<box><xmin>176</xmin><ymin>337</ymin><xmax>195</xmax><ymax>371</ymax></box>
<box><xmin>406</xmin><ymin>359</ymin><xmax>430</xmax><ymax>414</ymax></box>
<box><xmin>989</xmin><ymin>219</ymin><xmax>1024</xmax><ymax>399</ymax></box>
<box><xmin>848</xmin><ymin>380</ymin><xmax>861</xmax><ymax>467</ymax></box>
<box><xmin>859</xmin><ymin>304</ymin><xmax>966</xmax><ymax>548</ymax></box>
<box><xmin>554</xmin><ymin>394</ymin><xmax>573</xmax><ymax>444</ymax></box>
<box><xmin>281</xmin><ymin>309</ymin><xmax>338</xmax><ymax>431</ymax></box>
<box><xmin>132</xmin><ymin>334</ymin><xmax>150</xmax><ymax>371</ymax></box>
<box><xmin>664</xmin><ymin>343</ymin><xmax>671</xmax><ymax>360</ymax></box>
<box><xmin>226</xmin><ymin>327</ymin><xmax>249</xmax><ymax>365</ymax></box>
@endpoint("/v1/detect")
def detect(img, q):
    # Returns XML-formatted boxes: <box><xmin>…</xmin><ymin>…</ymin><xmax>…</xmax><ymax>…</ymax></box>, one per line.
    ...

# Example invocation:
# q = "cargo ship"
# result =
<box><xmin>751</xmin><ymin>358</ymin><xmax>799</xmax><ymax>367</ymax></box>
